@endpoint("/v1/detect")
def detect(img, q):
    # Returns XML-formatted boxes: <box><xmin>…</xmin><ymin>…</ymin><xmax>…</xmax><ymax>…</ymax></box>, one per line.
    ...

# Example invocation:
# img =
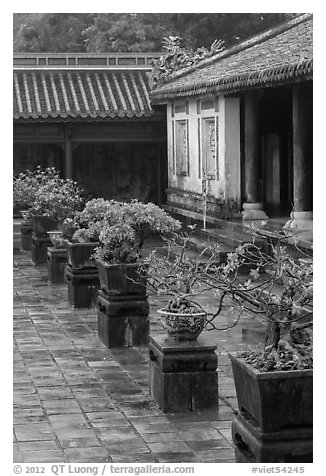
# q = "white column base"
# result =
<box><xmin>284</xmin><ymin>211</ymin><xmax>313</xmax><ymax>232</ymax></box>
<box><xmin>242</xmin><ymin>203</ymin><xmax>268</xmax><ymax>221</ymax></box>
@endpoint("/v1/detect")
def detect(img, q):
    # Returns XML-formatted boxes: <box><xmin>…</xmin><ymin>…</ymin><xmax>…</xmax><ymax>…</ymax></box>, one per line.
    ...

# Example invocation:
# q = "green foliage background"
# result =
<box><xmin>13</xmin><ymin>13</ymin><xmax>298</xmax><ymax>53</ymax></box>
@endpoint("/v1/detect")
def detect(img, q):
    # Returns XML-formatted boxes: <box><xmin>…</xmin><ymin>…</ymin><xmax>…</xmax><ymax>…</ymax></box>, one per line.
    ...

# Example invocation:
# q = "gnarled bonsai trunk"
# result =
<box><xmin>265</xmin><ymin>319</ymin><xmax>312</xmax><ymax>363</ymax></box>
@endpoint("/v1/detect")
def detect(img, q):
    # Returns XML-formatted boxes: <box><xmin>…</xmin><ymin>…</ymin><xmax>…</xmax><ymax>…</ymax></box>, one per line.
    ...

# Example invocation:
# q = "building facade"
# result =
<box><xmin>151</xmin><ymin>14</ymin><xmax>313</xmax><ymax>232</ymax></box>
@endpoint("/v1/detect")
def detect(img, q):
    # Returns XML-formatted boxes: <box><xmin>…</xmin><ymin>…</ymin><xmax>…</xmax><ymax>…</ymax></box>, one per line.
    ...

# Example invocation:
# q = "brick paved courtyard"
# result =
<box><xmin>13</xmin><ymin>249</ymin><xmax>267</xmax><ymax>464</ymax></box>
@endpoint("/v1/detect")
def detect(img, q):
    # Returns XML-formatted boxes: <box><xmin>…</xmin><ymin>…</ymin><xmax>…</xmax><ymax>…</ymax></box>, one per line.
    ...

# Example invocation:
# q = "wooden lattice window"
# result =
<box><xmin>175</xmin><ymin>119</ymin><xmax>189</xmax><ymax>176</ymax></box>
<box><xmin>202</xmin><ymin>116</ymin><xmax>219</xmax><ymax>179</ymax></box>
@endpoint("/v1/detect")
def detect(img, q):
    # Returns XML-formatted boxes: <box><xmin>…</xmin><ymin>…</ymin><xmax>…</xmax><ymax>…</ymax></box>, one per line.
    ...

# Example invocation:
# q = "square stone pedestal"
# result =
<box><xmin>232</xmin><ymin>413</ymin><xmax>313</xmax><ymax>463</ymax></box>
<box><xmin>149</xmin><ymin>334</ymin><xmax>218</xmax><ymax>412</ymax></box>
<box><xmin>47</xmin><ymin>247</ymin><xmax>68</xmax><ymax>284</ymax></box>
<box><xmin>97</xmin><ymin>289</ymin><xmax>149</xmax><ymax>348</ymax></box>
<box><xmin>66</xmin><ymin>264</ymin><xmax>99</xmax><ymax>308</ymax></box>
<box><xmin>21</xmin><ymin>222</ymin><xmax>33</xmax><ymax>251</ymax></box>
<box><xmin>31</xmin><ymin>234</ymin><xmax>52</xmax><ymax>265</ymax></box>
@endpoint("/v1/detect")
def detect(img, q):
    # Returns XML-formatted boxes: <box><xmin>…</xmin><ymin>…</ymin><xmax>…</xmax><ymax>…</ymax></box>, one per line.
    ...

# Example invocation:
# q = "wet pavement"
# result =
<box><xmin>13</xmin><ymin>249</ymin><xmax>267</xmax><ymax>464</ymax></box>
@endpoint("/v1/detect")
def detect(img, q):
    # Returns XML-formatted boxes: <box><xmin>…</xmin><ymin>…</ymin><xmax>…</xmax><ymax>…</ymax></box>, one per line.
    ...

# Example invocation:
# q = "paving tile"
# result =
<box><xmin>110</xmin><ymin>453</ymin><xmax>157</xmax><ymax>463</ymax></box>
<box><xmin>147</xmin><ymin>441</ymin><xmax>192</xmax><ymax>453</ymax></box>
<box><xmin>196</xmin><ymin>448</ymin><xmax>235</xmax><ymax>462</ymax></box>
<box><xmin>49</xmin><ymin>414</ymin><xmax>90</xmax><ymax>430</ymax></box>
<box><xmin>37</xmin><ymin>386</ymin><xmax>74</xmax><ymax>400</ymax></box>
<box><xmin>155</xmin><ymin>452</ymin><xmax>198</xmax><ymax>463</ymax></box>
<box><xmin>42</xmin><ymin>399</ymin><xmax>82</xmax><ymax>415</ymax></box>
<box><xmin>20</xmin><ymin>450</ymin><xmax>65</xmax><ymax>462</ymax></box>
<box><xmin>18</xmin><ymin>440</ymin><xmax>60</xmax><ymax>452</ymax></box>
<box><xmin>96</xmin><ymin>427</ymin><xmax>139</xmax><ymax>444</ymax></box>
<box><xmin>86</xmin><ymin>412</ymin><xmax>131</xmax><ymax>428</ymax></box>
<box><xmin>142</xmin><ymin>432</ymin><xmax>185</xmax><ymax>444</ymax></box>
<box><xmin>177</xmin><ymin>428</ymin><xmax>226</xmax><ymax>441</ymax></box>
<box><xmin>76</xmin><ymin>397</ymin><xmax>116</xmax><ymax>413</ymax></box>
<box><xmin>185</xmin><ymin>438</ymin><xmax>231</xmax><ymax>451</ymax></box>
<box><xmin>14</xmin><ymin>423</ymin><xmax>55</xmax><ymax>442</ymax></box>
<box><xmin>105</xmin><ymin>439</ymin><xmax>151</xmax><ymax>455</ymax></box>
<box><xmin>58</xmin><ymin>435</ymin><xmax>100</xmax><ymax>449</ymax></box>
<box><xmin>64</xmin><ymin>447</ymin><xmax>111</xmax><ymax>463</ymax></box>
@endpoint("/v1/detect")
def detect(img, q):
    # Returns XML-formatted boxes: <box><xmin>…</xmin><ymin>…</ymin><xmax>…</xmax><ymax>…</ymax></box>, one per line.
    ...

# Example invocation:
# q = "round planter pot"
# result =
<box><xmin>47</xmin><ymin>230</ymin><xmax>65</xmax><ymax>249</ymax></box>
<box><xmin>228</xmin><ymin>352</ymin><xmax>313</xmax><ymax>433</ymax></box>
<box><xmin>63</xmin><ymin>239</ymin><xmax>100</xmax><ymax>269</ymax></box>
<box><xmin>96</xmin><ymin>261</ymin><xmax>148</xmax><ymax>298</ymax></box>
<box><xmin>158</xmin><ymin>309</ymin><xmax>207</xmax><ymax>341</ymax></box>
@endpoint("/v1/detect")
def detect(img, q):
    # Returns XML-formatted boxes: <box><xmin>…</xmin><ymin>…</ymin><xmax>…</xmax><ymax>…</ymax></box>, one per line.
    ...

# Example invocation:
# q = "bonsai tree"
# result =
<box><xmin>201</xmin><ymin>227</ymin><xmax>313</xmax><ymax>371</ymax></box>
<box><xmin>144</xmin><ymin>228</ymin><xmax>214</xmax><ymax>314</ymax></box>
<box><xmin>144</xmin><ymin>227</ymin><xmax>226</xmax><ymax>341</ymax></box>
<box><xmin>144</xmin><ymin>224</ymin><xmax>313</xmax><ymax>366</ymax></box>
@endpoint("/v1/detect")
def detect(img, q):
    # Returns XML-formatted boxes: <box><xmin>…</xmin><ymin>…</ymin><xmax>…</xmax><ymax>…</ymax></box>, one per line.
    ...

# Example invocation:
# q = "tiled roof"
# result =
<box><xmin>13</xmin><ymin>69</ymin><xmax>154</xmax><ymax>120</ymax></box>
<box><xmin>151</xmin><ymin>14</ymin><xmax>313</xmax><ymax>101</ymax></box>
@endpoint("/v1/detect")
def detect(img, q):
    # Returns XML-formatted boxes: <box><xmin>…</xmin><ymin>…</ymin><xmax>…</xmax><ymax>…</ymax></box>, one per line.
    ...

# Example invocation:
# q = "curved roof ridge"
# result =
<box><xmin>152</xmin><ymin>13</ymin><xmax>312</xmax><ymax>90</ymax></box>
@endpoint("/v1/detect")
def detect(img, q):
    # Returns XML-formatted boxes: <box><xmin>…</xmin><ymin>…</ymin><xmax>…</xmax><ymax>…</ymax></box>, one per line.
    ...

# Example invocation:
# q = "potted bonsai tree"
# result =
<box><xmin>199</xmin><ymin>226</ymin><xmax>313</xmax><ymax>461</ymax></box>
<box><xmin>144</xmin><ymin>229</ymin><xmax>217</xmax><ymax>341</ymax></box>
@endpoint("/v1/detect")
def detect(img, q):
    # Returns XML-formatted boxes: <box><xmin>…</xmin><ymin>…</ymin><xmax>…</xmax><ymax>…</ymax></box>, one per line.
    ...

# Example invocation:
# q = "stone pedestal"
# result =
<box><xmin>242</xmin><ymin>202</ymin><xmax>268</xmax><ymax>221</ymax></box>
<box><xmin>149</xmin><ymin>334</ymin><xmax>218</xmax><ymax>412</ymax></box>
<box><xmin>21</xmin><ymin>221</ymin><xmax>33</xmax><ymax>251</ymax></box>
<box><xmin>66</xmin><ymin>264</ymin><xmax>99</xmax><ymax>308</ymax></box>
<box><xmin>97</xmin><ymin>289</ymin><xmax>149</xmax><ymax>348</ymax></box>
<box><xmin>284</xmin><ymin>211</ymin><xmax>313</xmax><ymax>232</ymax></box>
<box><xmin>232</xmin><ymin>413</ymin><xmax>313</xmax><ymax>463</ymax></box>
<box><xmin>47</xmin><ymin>248</ymin><xmax>68</xmax><ymax>284</ymax></box>
<box><xmin>31</xmin><ymin>233</ymin><xmax>52</xmax><ymax>265</ymax></box>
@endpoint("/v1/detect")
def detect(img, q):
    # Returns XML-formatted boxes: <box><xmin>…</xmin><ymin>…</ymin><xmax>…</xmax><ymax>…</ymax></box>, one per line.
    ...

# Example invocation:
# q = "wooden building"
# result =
<box><xmin>13</xmin><ymin>52</ymin><xmax>167</xmax><ymax>204</ymax></box>
<box><xmin>150</xmin><ymin>14</ymin><xmax>313</xmax><ymax>232</ymax></box>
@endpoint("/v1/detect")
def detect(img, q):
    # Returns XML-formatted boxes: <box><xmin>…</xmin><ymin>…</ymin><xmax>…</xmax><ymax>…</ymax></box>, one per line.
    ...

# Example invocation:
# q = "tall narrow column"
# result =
<box><xmin>242</xmin><ymin>91</ymin><xmax>268</xmax><ymax>220</ymax></box>
<box><xmin>286</xmin><ymin>83</ymin><xmax>313</xmax><ymax>232</ymax></box>
<box><xmin>64</xmin><ymin>125</ymin><xmax>73</xmax><ymax>179</ymax></box>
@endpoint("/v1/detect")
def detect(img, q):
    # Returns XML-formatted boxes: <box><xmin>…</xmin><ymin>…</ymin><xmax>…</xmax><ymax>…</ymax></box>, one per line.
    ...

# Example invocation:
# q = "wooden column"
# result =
<box><xmin>64</xmin><ymin>124</ymin><xmax>73</xmax><ymax>179</ymax></box>
<box><xmin>292</xmin><ymin>83</ymin><xmax>313</xmax><ymax>212</ymax></box>
<box><xmin>244</xmin><ymin>91</ymin><xmax>260</xmax><ymax>203</ymax></box>
<box><xmin>242</xmin><ymin>91</ymin><xmax>268</xmax><ymax>220</ymax></box>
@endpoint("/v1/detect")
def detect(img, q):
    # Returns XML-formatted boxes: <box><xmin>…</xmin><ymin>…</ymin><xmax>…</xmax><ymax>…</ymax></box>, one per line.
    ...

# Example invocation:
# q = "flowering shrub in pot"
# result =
<box><xmin>13</xmin><ymin>166</ymin><xmax>58</xmax><ymax>217</ymax></box>
<box><xmin>13</xmin><ymin>167</ymin><xmax>59</xmax><ymax>249</ymax></box>
<box><xmin>26</xmin><ymin>174</ymin><xmax>84</xmax><ymax>226</ymax></box>
<box><xmin>93</xmin><ymin>200</ymin><xmax>182</xmax><ymax>297</ymax></box>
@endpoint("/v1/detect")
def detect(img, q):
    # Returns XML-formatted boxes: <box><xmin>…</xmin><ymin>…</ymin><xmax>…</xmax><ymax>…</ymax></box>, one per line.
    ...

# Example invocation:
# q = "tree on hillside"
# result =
<box><xmin>14</xmin><ymin>13</ymin><xmax>95</xmax><ymax>52</ymax></box>
<box><xmin>13</xmin><ymin>13</ymin><xmax>298</xmax><ymax>53</ymax></box>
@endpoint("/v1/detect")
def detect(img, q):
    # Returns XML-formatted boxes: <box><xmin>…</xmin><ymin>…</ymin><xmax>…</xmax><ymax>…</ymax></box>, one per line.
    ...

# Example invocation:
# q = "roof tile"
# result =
<box><xmin>13</xmin><ymin>69</ymin><xmax>154</xmax><ymax>120</ymax></box>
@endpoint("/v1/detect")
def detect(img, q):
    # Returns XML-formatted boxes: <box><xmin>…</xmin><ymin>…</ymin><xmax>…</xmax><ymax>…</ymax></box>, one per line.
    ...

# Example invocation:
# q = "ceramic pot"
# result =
<box><xmin>158</xmin><ymin>308</ymin><xmax>206</xmax><ymax>341</ymax></box>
